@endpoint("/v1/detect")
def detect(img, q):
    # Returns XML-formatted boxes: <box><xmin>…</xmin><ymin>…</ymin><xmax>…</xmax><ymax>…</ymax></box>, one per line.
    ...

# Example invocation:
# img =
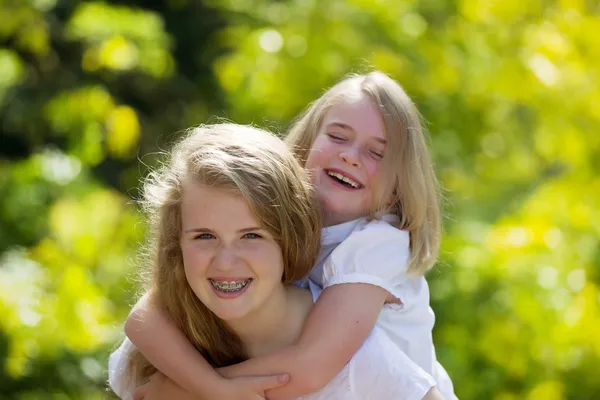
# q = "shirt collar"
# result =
<box><xmin>321</xmin><ymin>214</ymin><xmax>399</xmax><ymax>246</ymax></box>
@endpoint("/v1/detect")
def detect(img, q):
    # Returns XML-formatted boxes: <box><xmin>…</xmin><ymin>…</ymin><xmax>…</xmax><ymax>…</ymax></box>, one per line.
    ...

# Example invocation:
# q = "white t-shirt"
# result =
<box><xmin>108</xmin><ymin>338</ymin><xmax>136</xmax><ymax>399</ymax></box>
<box><xmin>108</xmin><ymin>282</ymin><xmax>436</xmax><ymax>400</ymax></box>
<box><xmin>307</xmin><ymin>215</ymin><xmax>458</xmax><ymax>400</ymax></box>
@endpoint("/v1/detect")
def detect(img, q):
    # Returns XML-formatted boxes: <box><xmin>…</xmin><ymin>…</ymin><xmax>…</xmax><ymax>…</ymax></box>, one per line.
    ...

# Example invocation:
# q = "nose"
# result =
<box><xmin>339</xmin><ymin>147</ymin><xmax>361</xmax><ymax>168</ymax></box>
<box><xmin>213</xmin><ymin>244</ymin><xmax>240</xmax><ymax>272</ymax></box>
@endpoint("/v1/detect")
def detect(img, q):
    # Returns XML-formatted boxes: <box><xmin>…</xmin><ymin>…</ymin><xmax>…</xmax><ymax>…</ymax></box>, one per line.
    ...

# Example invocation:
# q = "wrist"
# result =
<box><xmin>193</xmin><ymin>374</ymin><xmax>230</xmax><ymax>397</ymax></box>
<box><xmin>216</xmin><ymin>365</ymin><xmax>235</xmax><ymax>379</ymax></box>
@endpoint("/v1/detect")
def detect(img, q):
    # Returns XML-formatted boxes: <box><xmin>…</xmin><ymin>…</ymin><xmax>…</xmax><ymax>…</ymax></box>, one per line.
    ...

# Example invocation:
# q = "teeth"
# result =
<box><xmin>210</xmin><ymin>279</ymin><xmax>250</xmax><ymax>292</ymax></box>
<box><xmin>327</xmin><ymin>171</ymin><xmax>359</xmax><ymax>188</ymax></box>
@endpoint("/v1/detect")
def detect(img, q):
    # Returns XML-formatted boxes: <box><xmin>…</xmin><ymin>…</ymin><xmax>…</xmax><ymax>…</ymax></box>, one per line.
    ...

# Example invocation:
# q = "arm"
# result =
<box><xmin>124</xmin><ymin>292</ymin><xmax>225</xmax><ymax>395</ymax></box>
<box><xmin>132</xmin><ymin>372</ymin><xmax>196</xmax><ymax>400</ymax></box>
<box><xmin>220</xmin><ymin>225</ymin><xmax>411</xmax><ymax>399</ymax></box>
<box><xmin>132</xmin><ymin>372</ymin><xmax>290</xmax><ymax>400</ymax></box>
<box><xmin>219</xmin><ymin>282</ymin><xmax>389</xmax><ymax>400</ymax></box>
<box><xmin>125</xmin><ymin>293</ymin><xmax>289</xmax><ymax>399</ymax></box>
<box><xmin>134</xmin><ymin>372</ymin><xmax>444</xmax><ymax>400</ymax></box>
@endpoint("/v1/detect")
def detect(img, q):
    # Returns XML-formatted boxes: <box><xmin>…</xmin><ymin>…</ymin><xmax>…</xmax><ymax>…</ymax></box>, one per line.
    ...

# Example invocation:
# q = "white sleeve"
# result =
<box><xmin>108</xmin><ymin>337</ymin><xmax>136</xmax><ymax>400</ymax></box>
<box><xmin>349</xmin><ymin>327</ymin><xmax>436</xmax><ymax>400</ymax></box>
<box><xmin>323</xmin><ymin>222</ymin><xmax>415</xmax><ymax>306</ymax></box>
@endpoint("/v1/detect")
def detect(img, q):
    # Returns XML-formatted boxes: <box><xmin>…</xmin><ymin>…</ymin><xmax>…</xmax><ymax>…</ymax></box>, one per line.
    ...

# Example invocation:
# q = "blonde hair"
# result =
<box><xmin>285</xmin><ymin>71</ymin><xmax>440</xmax><ymax>275</ymax></box>
<box><xmin>127</xmin><ymin>123</ymin><xmax>322</xmax><ymax>386</ymax></box>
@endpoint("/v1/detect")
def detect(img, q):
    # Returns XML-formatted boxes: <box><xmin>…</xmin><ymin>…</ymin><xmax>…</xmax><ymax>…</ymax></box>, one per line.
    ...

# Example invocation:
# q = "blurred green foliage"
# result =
<box><xmin>1</xmin><ymin>0</ymin><xmax>599</xmax><ymax>399</ymax></box>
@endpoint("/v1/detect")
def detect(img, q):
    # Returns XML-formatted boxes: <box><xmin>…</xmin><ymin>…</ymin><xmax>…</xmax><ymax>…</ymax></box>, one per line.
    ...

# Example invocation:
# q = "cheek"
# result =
<box><xmin>305</xmin><ymin>137</ymin><xmax>333</xmax><ymax>169</ymax></box>
<box><xmin>181</xmin><ymin>244</ymin><xmax>210</xmax><ymax>274</ymax></box>
<box><xmin>364</xmin><ymin>159</ymin><xmax>380</xmax><ymax>181</ymax></box>
<box><xmin>272</xmin><ymin>255</ymin><xmax>285</xmax><ymax>281</ymax></box>
<box><xmin>304</xmin><ymin>149</ymin><xmax>320</xmax><ymax>171</ymax></box>
<box><xmin>254</xmin><ymin>244</ymin><xmax>285</xmax><ymax>281</ymax></box>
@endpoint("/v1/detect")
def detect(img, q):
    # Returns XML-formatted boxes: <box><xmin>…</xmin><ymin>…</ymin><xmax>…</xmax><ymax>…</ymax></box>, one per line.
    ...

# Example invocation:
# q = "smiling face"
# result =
<box><xmin>304</xmin><ymin>94</ymin><xmax>388</xmax><ymax>226</ymax></box>
<box><xmin>180</xmin><ymin>182</ymin><xmax>286</xmax><ymax>323</ymax></box>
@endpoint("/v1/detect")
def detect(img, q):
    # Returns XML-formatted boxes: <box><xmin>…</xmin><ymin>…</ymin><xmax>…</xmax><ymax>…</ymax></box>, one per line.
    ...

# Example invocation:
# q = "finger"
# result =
<box><xmin>133</xmin><ymin>372</ymin><xmax>163</xmax><ymax>400</ymax></box>
<box><xmin>253</xmin><ymin>374</ymin><xmax>290</xmax><ymax>391</ymax></box>
<box><xmin>132</xmin><ymin>383</ymin><xmax>149</xmax><ymax>400</ymax></box>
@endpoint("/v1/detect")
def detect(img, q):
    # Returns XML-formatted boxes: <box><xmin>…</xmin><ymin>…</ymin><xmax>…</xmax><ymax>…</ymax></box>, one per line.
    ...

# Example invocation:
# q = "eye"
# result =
<box><xmin>194</xmin><ymin>233</ymin><xmax>215</xmax><ymax>240</ymax></box>
<box><xmin>242</xmin><ymin>232</ymin><xmax>262</xmax><ymax>239</ymax></box>
<box><xmin>370</xmin><ymin>150</ymin><xmax>384</xmax><ymax>159</ymax></box>
<box><xmin>327</xmin><ymin>133</ymin><xmax>346</xmax><ymax>141</ymax></box>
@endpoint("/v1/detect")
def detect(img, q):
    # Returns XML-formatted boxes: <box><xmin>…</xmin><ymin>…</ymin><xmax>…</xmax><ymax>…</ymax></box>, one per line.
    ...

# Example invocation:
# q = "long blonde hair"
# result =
<box><xmin>285</xmin><ymin>71</ymin><xmax>440</xmax><ymax>275</ymax></box>
<box><xmin>127</xmin><ymin>124</ymin><xmax>322</xmax><ymax>386</ymax></box>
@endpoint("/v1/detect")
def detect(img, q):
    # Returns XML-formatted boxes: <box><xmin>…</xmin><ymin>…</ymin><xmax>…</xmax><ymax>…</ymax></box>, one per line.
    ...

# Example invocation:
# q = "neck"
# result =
<box><xmin>225</xmin><ymin>285</ymin><xmax>308</xmax><ymax>357</ymax></box>
<box><xmin>323</xmin><ymin>211</ymin><xmax>359</xmax><ymax>227</ymax></box>
<box><xmin>322</xmin><ymin>211</ymin><xmax>347</xmax><ymax>227</ymax></box>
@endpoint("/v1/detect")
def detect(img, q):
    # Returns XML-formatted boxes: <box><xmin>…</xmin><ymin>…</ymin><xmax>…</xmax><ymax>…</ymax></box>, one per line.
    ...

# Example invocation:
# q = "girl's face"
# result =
<box><xmin>180</xmin><ymin>182</ymin><xmax>286</xmax><ymax>323</ymax></box>
<box><xmin>305</xmin><ymin>94</ymin><xmax>387</xmax><ymax>226</ymax></box>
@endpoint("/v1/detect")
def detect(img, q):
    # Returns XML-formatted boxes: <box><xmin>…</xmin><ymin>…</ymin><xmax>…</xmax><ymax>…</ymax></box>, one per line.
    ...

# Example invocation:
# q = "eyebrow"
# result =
<box><xmin>326</xmin><ymin>122</ymin><xmax>387</xmax><ymax>145</ymax></box>
<box><xmin>184</xmin><ymin>226</ymin><xmax>264</xmax><ymax>234</ymax></box>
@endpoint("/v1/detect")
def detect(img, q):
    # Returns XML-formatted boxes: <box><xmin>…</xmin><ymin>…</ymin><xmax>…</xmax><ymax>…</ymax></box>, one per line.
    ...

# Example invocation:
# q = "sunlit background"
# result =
<box><xmin>1</xmin><ymin>0</ymin><xmax>599</xmax><ymax>399</ymax></box>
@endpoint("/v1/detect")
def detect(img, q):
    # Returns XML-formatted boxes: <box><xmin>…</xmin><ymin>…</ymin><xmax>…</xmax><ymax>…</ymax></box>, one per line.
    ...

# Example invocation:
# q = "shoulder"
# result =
<box><xmin>322</xmin><ymin>218</ymin><xmax>413</xmax><ymax>296</ymax></box>
<box><xmin>330</xmin><ymin>219</ymin><xmax>410</xmax><ymax>268</ymax></box>
<box><xmin>344</xmin><ymin>219</ymin><xmax>409</xmax><ymax>251</ymax></box>
<box><xmin>287</xmin><ymin>285</ymin><xmax>314</xmax><ymax>306</ymax></box>
<box><xmin>286</xmin><ymin>285</ymin><xmax>314</xmax><ymax>328</ymax></box>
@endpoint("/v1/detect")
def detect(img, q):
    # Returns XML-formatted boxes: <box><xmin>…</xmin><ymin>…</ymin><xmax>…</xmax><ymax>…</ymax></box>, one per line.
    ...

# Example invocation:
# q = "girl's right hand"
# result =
<box><xmin>132</xmin><ymin>372</ymin><xmax>289</xmax><ymax>400</ymax></box>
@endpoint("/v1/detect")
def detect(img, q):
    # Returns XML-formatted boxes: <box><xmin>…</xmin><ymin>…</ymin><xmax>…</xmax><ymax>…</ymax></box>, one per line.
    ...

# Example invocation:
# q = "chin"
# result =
<box><xmin>202</xmin><ymin>300</ymin><xmax>249</xmax><ymax>321</ymax></box>
<box><xmin>213</xmin><ymin>308</ymin><xmax>251</xmax><ymax>322</ymax></box>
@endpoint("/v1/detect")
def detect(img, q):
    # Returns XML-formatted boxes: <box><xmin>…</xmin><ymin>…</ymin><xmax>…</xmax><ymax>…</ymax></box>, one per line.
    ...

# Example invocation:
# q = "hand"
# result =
<box><xmin>132</xmin><ymin>372</ymin><xmax>289</xmax><ymax>400</ymax></box>
<box><xmin>132</xmin><ymin>372</ymin><xmax>196</xmax><ymax>400</ymax></box>
<box><xmin>215</xmin><ymin>374</ymin><xmax>290</xmax><ymax>400</ymax></box>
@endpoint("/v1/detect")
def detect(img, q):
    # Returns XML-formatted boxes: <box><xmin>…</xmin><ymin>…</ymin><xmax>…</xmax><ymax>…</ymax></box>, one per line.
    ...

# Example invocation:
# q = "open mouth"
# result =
<box><xmin>326</xmin><ymin>170</ymin><xmax>362</xmax><ymax>189</ymax></box>
<box><xmin>210</xmin><ymin>279</ymin><xmax>252</xmax><ymax>293</ymax></box>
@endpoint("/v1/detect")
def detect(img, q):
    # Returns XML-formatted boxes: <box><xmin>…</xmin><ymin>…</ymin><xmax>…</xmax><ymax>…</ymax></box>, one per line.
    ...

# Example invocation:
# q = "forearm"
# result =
<box><xmin>136</xmin><ymin>334</ymin><xmax>224</xmax><ymax>396</ymax></box>
<box><xmin>218</xmin><ymin>345</ymin><xmax>301</xmax><ymax>378</ymax></box>
<box><xmin>220</xmin><ymin>283</ymin><xmax>387</xmax><ymax>400</ymax></box>
<box><xmin>125</xmin><ymin>293</ymin><xmax>224</xmax><ymax>396</ymax></box>
<box><xmin>218</xmin><ymin>344</ymin><xmax>310</xmax><ymax>400</ymax></box>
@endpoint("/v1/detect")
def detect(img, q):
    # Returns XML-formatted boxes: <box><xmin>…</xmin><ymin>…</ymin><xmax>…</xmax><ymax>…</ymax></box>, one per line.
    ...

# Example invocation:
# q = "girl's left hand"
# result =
<box><xmin>132</xmin><ymin>372</ymin><xmax>198</xmax><ymax>400</ymax></box>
